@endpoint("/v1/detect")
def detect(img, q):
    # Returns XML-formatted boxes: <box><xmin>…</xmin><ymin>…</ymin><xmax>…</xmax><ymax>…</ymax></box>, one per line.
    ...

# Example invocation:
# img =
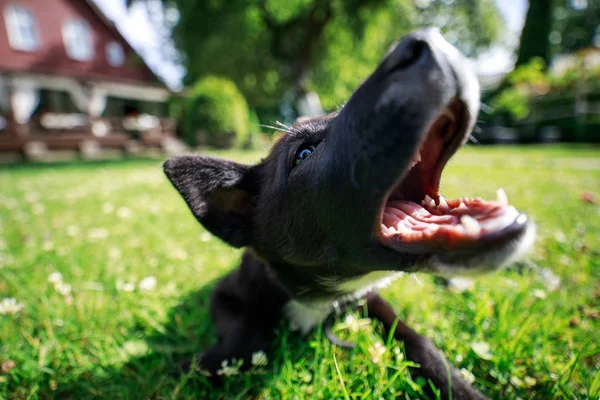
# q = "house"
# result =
<box><xmin>0</xmin><ymin>0</ymin><xmax>183</xmax><ymax>162</ymax></box>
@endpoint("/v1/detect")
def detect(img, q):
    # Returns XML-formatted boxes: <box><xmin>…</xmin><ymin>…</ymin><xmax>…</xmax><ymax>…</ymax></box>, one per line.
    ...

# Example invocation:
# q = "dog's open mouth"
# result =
<box><xmin>378</xmin><ymin>98</ymin><xmax>528</xmax><ymax>251</ymax></box>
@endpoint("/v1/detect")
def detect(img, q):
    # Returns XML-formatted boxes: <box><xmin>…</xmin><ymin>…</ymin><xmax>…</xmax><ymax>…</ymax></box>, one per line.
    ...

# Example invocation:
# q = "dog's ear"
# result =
<box><xmin>163</xmin><ymin>155</ymin><xmax>257</xmax><ymax>248</ymax></box>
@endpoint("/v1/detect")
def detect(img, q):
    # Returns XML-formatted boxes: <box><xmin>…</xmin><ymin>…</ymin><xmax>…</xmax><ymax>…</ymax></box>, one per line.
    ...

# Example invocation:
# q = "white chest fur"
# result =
<box><xmin>284</xmin><ymin>271</ymin><xmax>404</xmax><ymax>334</ymax></box>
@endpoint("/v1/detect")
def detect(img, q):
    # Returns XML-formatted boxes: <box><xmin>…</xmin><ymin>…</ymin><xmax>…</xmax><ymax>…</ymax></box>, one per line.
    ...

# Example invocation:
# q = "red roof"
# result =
<box><xmin>0</xmin><ymin>0</ymin><xmax>167</xmax><ymax>87</ymax></box>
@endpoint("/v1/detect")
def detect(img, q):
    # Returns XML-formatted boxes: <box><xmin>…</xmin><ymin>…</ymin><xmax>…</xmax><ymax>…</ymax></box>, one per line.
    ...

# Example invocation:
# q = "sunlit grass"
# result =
<box><xmin>0</xmin><ymin>145</ymin><xmax>598</xmax><ymax>399</ymax></box>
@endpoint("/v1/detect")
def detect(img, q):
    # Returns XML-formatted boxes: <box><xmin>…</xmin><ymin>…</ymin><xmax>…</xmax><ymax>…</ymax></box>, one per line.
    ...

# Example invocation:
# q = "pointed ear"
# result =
<box><xmin>163</xmin><ymin>155</ymin><xmax>257</xmax><ymax>248</ymax></box>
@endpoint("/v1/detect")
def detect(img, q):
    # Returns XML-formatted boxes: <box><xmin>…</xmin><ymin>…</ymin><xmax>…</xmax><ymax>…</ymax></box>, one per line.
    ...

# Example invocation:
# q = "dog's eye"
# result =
<box><xmin>294</xmin><ymin>145</ymin><xmax>315</xmax><ymax>166</ymax></box>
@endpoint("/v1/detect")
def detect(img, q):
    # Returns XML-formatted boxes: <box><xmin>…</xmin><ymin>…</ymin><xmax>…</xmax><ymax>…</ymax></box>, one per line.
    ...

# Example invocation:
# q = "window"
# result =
<box><xmin>3</xmin><ymin>5</ymin><xmax>40</xmax><ymax>52</ymax></box>
<box><xmin>62</xmin><ymin>19</ymin><xmax>93</xmax><ymax>61</ymax></box>
<box><xmin>106</xmin><ymin>41</ymin><xmax>124</xmax><ymax>67</ymax></box>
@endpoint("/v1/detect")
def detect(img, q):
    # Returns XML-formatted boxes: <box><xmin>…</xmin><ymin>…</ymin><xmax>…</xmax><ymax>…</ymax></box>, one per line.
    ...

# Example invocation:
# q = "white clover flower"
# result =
<box><xmin>344</xmin><ymin>314</ymin><xmax>361</xmax><ymax>333</ymax></box>
<box><xmin>460</xmin><ymin>368</ymin><xmax>476</xmax><ymax>384</ymax></box>
<box><xmin>25</xmin><ymin>192</ymin><xmax>40</xmax><ymax>203</ymax></box>
<box><xmin>48</xmin><ymin>272</ymin><xmax>63</xmax><ymax>284</ymax></box>
<box><xmin>368</xmin><ymin>341</ymin><xmax>386</xmax><ymax>364</ymax></box>
<box><xmin>342</xmin><ymin>313</ymin><xmax>371</xmax><ymax>333</ymax></box>
<box><xmin>117</xmin><ymin>207</ymin><xmax>133</xmax><ymax>219</ymax></box>
<box><xmin>108</xmin><ymin>247</ymin><xmax>121</xmax><ymax>260</ymax></box>
<box><xmin>216</xmin><ymin>359</ymin><xmax>242</xmax><ymax>376</ymax></box>
<box><xmin>170</xmin><ymin>248</ymin><xmax>188</xmax><ymax>261</ymax></box>
<box><xmin>55</xmin><ymin>282</ymin><xmax>72</xmax><ymax>296</ymax></box>
<box><xmin>32</xmin><ymin>204</ymin><xmax>45</xmax><ymax>215</ymax></box>
<box><xmin>87</xmin><ymin>228</ymin><xmax>109</xmax><ymax>241</ymax></box>
<box><xmin>138</xmin><ymin>276</ymin><xmax>157</xmax><ymax>292</ymax></box>
<box><xmin>102</xmin><ymin>203</ymin><xmax>115</xmax><ymax>214</ymax></box>
<box><xmin>0</xmin><ymin>298</ymin><xmax>24</xmax><ymax>315</ymax></box>
<box><xmin>66</xmin><ymin>225</ymin><xmax>80</xmax><ymax>237</ymax></box>
<box><xmin>251</xmin><ymin>351</ymin><xmax>268</xmax><ymax>367</ymax></box>
<box><xmin>116</xmin><ymin>280</ymin><xmax>135</xmax><ymax>292</ymax></box>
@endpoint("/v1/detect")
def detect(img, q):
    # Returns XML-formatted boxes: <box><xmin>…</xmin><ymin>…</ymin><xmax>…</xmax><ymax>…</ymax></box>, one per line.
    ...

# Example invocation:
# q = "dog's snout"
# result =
<box><xmin>385</xmin><ymin>28</ymin><xmax>456</xmax><ymax>72</ymax></box>
<box><xmin>387</xmin><ymin>37</ymin><xmax>431</xmax><ymax>70</ymax></box>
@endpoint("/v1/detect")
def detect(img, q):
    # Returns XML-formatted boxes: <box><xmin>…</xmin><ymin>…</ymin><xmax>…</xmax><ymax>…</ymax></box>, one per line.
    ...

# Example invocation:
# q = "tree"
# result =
<box><xmin>516</xmin><ymin>0</ymin><xmax>554</xmax><ymax>67</ymax></box>
<box><xmin>516</xmin><ymin>0</ymin><xmax>600</xmax><ymax>68</ymax></box>
<box><xmin>131</xmin><ymin>0</ymin><xmax>502</xmax><ymax>117</ymax></box>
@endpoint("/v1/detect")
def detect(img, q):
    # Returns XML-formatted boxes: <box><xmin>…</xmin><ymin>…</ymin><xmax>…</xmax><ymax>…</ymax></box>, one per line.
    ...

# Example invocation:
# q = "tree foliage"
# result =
<box><xmin>134</xmin><ymin>0</ymin><xmax>502</xmax><ymax>113</ymax></box>
<box><xmin>552</xmin><ymin>0</ymin><xmax>600</xmax><ymax>55</ymax></box>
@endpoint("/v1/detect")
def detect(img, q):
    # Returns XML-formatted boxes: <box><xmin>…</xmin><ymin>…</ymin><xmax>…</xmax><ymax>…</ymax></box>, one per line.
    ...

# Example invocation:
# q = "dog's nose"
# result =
<box><xmin>385</xmin><ymin>28</ymin><xmax>458</xmax><ymax>72</ymax></box>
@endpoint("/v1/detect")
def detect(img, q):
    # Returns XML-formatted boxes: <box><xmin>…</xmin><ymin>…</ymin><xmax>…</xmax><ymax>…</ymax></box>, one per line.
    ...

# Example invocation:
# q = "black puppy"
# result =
<box><xmin>164</xmin><ymin>28</ymin><xmax>535</xmax><ymax>398</ymax></box>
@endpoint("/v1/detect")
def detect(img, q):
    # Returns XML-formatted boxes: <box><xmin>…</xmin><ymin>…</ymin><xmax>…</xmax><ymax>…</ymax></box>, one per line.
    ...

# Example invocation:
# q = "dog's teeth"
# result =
<box><xmin>460</xmin><ymin>215</ymin><xmax>481</xmax><ymax>236</ymax></box>
<box><xmin>409</xmin><ymin>152</ymin><xmax>422</xmax><ymax>168</ymax></box>
<box><xmin>457</xmin><ymin>202</ymin><xmax>467</xmax><ymax>210</ymax></box>
<box><xmin>382</xmin><ymin>226</ymin><xmax>395</xmax><ymax>235</ymax></box>
<box><xmin>424</xmin><ymin>195</ymin><xmax>435</xmax><ymax>208</ymax></box>
<box><xmin>438</xmin><ymin>196</ymin><xmax>449</xmax><ymax>209</ymax></box>
<box><xmin>496</xmin><ymin>188</ymin><xmax>508</xmax><ymax>206</ymax></box>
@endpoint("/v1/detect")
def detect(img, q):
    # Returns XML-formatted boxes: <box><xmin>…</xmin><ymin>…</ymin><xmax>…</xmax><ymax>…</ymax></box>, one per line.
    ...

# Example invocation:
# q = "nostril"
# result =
<box><xmin>409</xmin><ymin>40</ymin><xmax>429</xmax><ymax>63</ymax></box>
<box><xmin>388</xmin><ymin>38</ymin><xmax>432</xmax><ymax>72</ymax></box>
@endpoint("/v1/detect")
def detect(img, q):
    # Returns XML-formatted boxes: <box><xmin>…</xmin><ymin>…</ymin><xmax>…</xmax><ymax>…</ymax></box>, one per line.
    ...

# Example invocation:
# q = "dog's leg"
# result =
<box><xmin>185</xmin><ymin>252</ymin><xmax>290</xmax><ymax>380</ymax></box>
<box><xmin>365</xmin><ymin>293</ymin><xmax>488</xmax><ymax>400</ymax></box>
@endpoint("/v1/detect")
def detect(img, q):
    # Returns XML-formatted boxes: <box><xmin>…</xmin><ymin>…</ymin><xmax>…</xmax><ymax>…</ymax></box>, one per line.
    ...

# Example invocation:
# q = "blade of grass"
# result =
<box><xmin>333</xmin><ymin>352</ymin><xmax>351</xmax><ymax>400</ymax></box>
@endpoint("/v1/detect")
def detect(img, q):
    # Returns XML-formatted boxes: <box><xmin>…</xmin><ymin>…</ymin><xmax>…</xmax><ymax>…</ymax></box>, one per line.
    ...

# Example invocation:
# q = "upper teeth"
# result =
<box><xmin>410</xmin><ymin>152</ymin><xmax>422</xmax><ymax>167</ymax></box>
<box><xmin>423</xmin><ymin>195</ymin><xmax>435</xmax><ymax>208</ymax></box>
<box><xmin>496</xmin><ymin>188</ymin><xmax>508</xmax><ymax>206</ymax></box>
<box><xmin>438</xmin><ymin>196</ymin><xmax>449</xmax><ymax>209</ymax></box>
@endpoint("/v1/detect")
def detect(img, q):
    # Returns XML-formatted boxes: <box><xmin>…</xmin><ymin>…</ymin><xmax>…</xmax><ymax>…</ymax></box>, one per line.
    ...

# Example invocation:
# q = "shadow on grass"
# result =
<box><xmin>61</xmin><ymin>279</ymin><xmax>312</xmax><ymax>399</ymax></box>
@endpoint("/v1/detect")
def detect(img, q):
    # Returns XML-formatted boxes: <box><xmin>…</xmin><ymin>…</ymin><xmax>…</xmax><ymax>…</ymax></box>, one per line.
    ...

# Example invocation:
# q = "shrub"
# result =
<box><xmin>184</xmin><ymin>76</ymin><xmax>250</xmax><ymax>148</ymax></box>
<box><xmin>490</xmin><ymin>58</ymin><xmax>549</xmax><ymax>122</ymax></box>
<box><xmin>486</xmin><ymin>55</ymin><xmax>600</xmax><ymax>142</ymax></box>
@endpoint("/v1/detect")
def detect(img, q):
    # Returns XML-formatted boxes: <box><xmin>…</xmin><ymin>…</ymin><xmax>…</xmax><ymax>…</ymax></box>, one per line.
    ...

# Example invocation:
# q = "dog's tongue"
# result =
<box><xmin>381</xmin><ymin>189</ymin><xmax>520</xmax><ymax>246</ymax></box>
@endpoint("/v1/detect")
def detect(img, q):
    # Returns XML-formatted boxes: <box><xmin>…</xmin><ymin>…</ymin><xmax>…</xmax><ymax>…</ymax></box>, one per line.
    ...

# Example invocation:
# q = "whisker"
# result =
<box><xmin>275</xmin><ymin>120</ymin><xmax>291</xmax><ymax>130</ymax></box>
<box><xmin>259</xmin><ymin>124</ymin><xmax>291</xmax><ymax>134</ymax></box>
<box><xmin>479</xmin><ymin>103</ymin><xmax>493</xmax><ymax>115</ymax></box>
<box><xmin>412</xmin><ymin>273</ymin><xmax>424</xmax><ymax>287</ymax></box>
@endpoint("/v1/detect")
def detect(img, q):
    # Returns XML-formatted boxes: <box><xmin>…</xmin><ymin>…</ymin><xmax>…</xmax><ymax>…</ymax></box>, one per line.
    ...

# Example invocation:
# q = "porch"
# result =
<box><xmin>0</xmin><ymin>73</ymin><xmax>186</xmax><ymax>162</ymax></box>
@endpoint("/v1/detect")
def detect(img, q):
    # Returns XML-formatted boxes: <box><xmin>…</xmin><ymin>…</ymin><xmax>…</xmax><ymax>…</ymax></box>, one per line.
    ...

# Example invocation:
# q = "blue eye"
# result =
<box><xmin>294</xmin><ymin>145</ymin><xmax>315</xmax><ymax>166</ymax></box>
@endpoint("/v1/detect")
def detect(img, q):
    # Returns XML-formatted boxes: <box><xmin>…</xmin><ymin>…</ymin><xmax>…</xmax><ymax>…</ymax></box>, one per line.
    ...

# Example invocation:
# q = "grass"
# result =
<box><xmin>0</xmin><ymin>144</ymin><xmax>598</xmax><ymax>399</ymax></box>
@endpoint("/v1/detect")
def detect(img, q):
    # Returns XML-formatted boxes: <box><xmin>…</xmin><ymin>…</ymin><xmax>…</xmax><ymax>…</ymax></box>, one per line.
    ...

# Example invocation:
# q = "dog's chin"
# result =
<box><xmin>419</xmin><ymin>221</ymin><xmax>536</xmax><ymax>277</ymax></box>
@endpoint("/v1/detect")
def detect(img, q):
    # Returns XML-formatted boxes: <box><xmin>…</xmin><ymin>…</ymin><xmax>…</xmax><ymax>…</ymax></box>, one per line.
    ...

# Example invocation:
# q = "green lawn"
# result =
<box><xmin>0</xmin><ymin>145</ymin><xmax>598</xmax><ymax>399</ymax></box>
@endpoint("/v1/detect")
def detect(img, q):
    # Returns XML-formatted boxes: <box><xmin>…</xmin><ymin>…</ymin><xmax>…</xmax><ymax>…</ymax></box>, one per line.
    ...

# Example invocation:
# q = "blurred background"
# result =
<box><xmin>0</xmin><ymin>0</ymin><xmax>598</xmax><ymax>161</ymax></box>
